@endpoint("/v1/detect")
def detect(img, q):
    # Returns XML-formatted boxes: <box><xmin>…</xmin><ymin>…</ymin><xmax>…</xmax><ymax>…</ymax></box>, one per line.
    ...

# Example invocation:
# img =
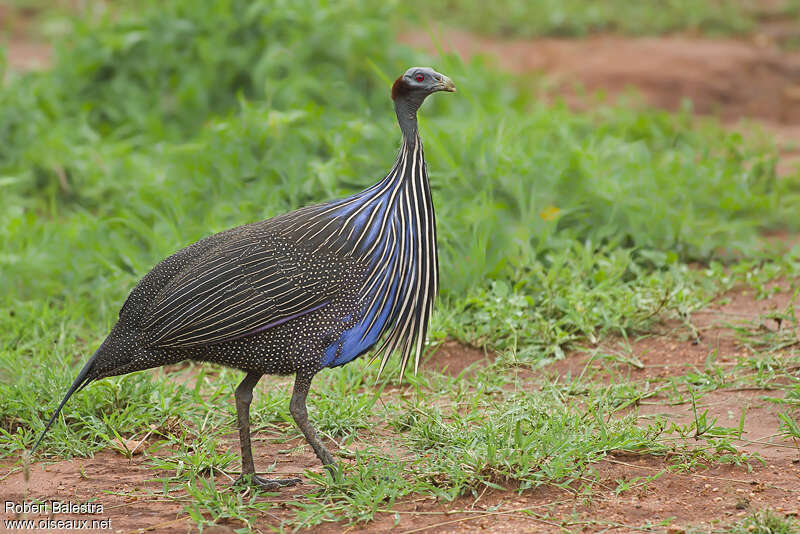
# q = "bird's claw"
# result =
<box><xmin>234</xmin><ymin>473</ymin><xmax>302</xmax><ymax>490</ymax></box>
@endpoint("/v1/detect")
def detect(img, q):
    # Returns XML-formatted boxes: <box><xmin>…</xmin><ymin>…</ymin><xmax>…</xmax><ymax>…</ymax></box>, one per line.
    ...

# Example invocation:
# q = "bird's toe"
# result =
<box><xmin>234</xmin><ymin>474</ymin><xmax>302</xmax><ymax>490</ymax></box>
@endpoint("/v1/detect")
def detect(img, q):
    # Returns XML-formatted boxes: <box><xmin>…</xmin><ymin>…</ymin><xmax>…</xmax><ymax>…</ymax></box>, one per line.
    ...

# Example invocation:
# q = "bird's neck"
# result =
<box><xmin>390</xmin><ymin>129</ymin><xmax>424</xmax><ymax>189</ymax></box>
<box><xmin>394</xmin><ymin>98</ymin><xmax>421</xmax><ymax>142</ymax></box>
<box><xmin>399</xmin><ymin>130</ymin><xmax>421</xmax><ymax>159</ymax></box>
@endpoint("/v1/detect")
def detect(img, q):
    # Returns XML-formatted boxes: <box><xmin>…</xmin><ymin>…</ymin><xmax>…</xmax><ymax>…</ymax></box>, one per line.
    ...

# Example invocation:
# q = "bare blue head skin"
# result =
<box><xmin>391</xmin><ymin>67</ymin><xmax>456</xmax><ymax>140</ymax></box>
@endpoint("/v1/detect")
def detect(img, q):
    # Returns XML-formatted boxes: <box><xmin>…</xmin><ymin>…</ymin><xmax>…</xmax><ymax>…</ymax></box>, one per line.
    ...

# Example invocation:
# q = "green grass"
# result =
<box><xmin>686</xmin><ymin>510</ymin><xmax>800</xmax><ymax>533</ymax></box>
<box><xmin>8</xmin><ymin>0</ymin><xmax>799</xmax><ymax>43</ymax></box>
<box><xmin>727</xmin><ymin>510</ymin><xmax>800</xmax><ymax>534</ymax></box>
<box><xmin>406</xmin><ymin>0</ymin><xmax>800</xmax><ymax>38</ymax></box>
<box><xmin>2</xmin><ymin>0</ymin><xmax>800</xmax><ymax>531</ymax></box>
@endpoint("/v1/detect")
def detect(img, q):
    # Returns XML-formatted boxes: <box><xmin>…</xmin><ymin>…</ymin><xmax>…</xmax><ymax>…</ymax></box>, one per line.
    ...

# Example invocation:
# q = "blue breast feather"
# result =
<box><xmin>320</xmin><ymin>197</ymin><xmax>413</xmax><ymax>368</ymax></box>
<box><xmin>320</xmin><ymin>260</ymin><xmax>404</xmax><ymax>367</ymax></box>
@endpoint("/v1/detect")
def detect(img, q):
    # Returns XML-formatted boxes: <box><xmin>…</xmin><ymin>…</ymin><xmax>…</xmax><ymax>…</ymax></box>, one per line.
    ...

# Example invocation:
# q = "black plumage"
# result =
<box><xmin>31</xmin><ymin>67</ymin><xmax>456</xmax><ymax>489</ymax></box>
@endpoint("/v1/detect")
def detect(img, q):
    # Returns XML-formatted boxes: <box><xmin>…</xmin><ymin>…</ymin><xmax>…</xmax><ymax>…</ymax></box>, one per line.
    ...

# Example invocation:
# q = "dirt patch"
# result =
<box><xmin>308</xmin><ymin>457</ymin><xmax>800</xmax><ymax>533</ymax></box>
<box><xmin>1</xmin><ymin>39</ymin><xmax>51</xmax><ymax>71</ymax></box>
<box><xmin>405</xmin><ymin>27</ymin><xmax>800</xmax><ymax>123</ymax></box>
<box><xmin>2</xmin><ymin>440</ymin><xmax>327</xmax><ymax>534</ymax></box>
<box><xmin>0</xmin><ymin>4</ymin><xmax>52</xmax><ymax>72</ymax></box>
<box><xmin>639</xmin><ymin>387</ymin><xmax>793</xmax><ymax>459</ymax></box>
<box><xmin>689</xmin><ymin>282</ymin><xmax>799</xmax><ymax>356</ymax></box>
<box><xmin>546</xmin><ymin>282</ymin><xmax>800</xmax><ymax>500</ymax></box>
<box><xmin>423</xmin><ymin>340</ymin><xmax>490</xmax><ymax>377</ymax></box>
<box><xmin>568</xmin><ymin>456</ymin><xmax>800</xmax><ymax>532</ymax></box>
<box><xmin>5</xmin><ymin>444</ymin><xmax>800</xmax><ymax>533</ymax></box>
<box><xmin>550</xmin><ymin>281</ymin><xmax>799</xmax><ymax>382</ymax></box>
<box><xmin>547</xmin><ymin>326</ymin><xmax>742</xmax><ymax>386</ymax></box>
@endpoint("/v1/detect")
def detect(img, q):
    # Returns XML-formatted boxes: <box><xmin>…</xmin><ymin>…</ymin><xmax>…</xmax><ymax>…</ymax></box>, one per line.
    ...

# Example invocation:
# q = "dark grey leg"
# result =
<box><xmin>234</xmin><ymin>371</ymin><xmax>301</xmax><ymax>490</ymax></box>
<box><xmin>290</xmin><ymin>372</ymin><xmax>336</xmax><ymax>470</ymax></box>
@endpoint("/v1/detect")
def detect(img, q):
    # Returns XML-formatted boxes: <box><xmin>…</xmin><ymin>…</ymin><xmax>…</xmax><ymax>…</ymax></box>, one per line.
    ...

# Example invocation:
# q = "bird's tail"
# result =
<box><xmin>29</xmin><ymin>349</ymin><xmax>100</xmax><ymax>455</ymax></box>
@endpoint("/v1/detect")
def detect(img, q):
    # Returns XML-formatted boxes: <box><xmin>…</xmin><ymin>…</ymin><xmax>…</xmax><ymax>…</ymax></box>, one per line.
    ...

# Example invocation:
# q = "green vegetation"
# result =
<box><xmin>687</xmin><ymin>510</ymin><xmax>800</xmax><ymax>533</ymax></box>
<box><xmin>407</xmin><ymin>0</ymin><xmax>800</xmax><ymax>38</ymax></box>
<box><xmin>727</xmin><ymin>510</ymin><xmax>800</xmax><ymax>534</ymax></box>
<box><xmin>2</xmin><ymin>0</ymin><xmax>800</xmax><ymax>531</ymax></box>
<box><xmin>9</xmin><ymin>0</ymin><xmax>800</xmax><ymax>41</ymax></box>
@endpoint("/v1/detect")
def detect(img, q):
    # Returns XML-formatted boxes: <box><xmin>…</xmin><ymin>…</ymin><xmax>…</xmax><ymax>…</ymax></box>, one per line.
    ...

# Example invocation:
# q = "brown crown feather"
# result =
<box><xmin>391</xmin><ymin>76</ymin><xmax>411</xmax><ymax>100</ymax></box>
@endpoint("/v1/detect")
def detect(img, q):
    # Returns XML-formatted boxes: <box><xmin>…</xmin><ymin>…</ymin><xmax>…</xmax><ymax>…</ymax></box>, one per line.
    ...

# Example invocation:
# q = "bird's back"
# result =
<box><xmin>114</xmin><ymin>204</ymin><xmax>365</xmax><ymax>346</ymax></box>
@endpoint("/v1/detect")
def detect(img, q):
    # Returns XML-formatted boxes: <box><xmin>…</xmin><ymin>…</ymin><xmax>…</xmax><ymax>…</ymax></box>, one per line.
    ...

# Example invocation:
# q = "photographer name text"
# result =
<box><xmin>5</xmin><ymin>501</ymin><xmax>104</xmax><ymax>515</ymax></box>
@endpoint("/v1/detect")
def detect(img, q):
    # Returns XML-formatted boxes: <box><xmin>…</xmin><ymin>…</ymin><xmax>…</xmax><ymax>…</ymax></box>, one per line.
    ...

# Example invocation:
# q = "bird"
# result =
<box><xmin>30</xmin><ymin>67</ymin><xmax>456</xmax><ymax>489</ymax></box>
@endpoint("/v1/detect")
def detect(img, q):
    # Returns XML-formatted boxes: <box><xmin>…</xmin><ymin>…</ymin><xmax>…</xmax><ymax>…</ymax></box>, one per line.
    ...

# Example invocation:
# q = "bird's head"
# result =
<box><xmin>391</xmin><ymin>67</ymin><xmax>456</xmax><ymax>103</ymax></box>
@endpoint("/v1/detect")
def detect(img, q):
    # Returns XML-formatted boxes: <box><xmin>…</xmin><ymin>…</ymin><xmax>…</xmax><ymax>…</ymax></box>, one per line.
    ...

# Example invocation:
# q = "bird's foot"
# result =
<box><xmin>234</xmin><ymin>473</ymin><xmax>302</xmax><ymax>490</ymax></box>
<box><xmin>321</xmin><ymin>460</ymin><xmax>345</xmax><ymax>483</ymax></box>
<box><xmin>313</xmin><ymin>444</ymin><xmax>337</xmax><ymax>468</ymax></box>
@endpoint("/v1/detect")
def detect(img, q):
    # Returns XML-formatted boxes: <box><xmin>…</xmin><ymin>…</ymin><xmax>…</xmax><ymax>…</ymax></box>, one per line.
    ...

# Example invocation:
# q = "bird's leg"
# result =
<box><xmin>290</xmin><ymin>372</ymin><xmax>336</xmax><ymax>471</ymax></box>
<box><xmin>234</xmin><ymin>371</ymin><xmax>301</xmax><ymax>490</ymax></box>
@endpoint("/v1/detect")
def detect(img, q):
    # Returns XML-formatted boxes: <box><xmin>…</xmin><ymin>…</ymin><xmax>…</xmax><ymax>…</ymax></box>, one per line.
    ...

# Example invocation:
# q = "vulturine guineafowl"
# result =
<box><xmin>31</xmin><ymin>67</ymin><xmax>456</xmax><ymax>489</ymax></box>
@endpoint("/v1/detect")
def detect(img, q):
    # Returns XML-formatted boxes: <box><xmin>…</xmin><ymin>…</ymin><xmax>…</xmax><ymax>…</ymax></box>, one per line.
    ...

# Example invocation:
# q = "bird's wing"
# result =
<box><xmin>138</xmin><ymin>233</ymin><xmax>348</xmax><ymax>348</ymax></box>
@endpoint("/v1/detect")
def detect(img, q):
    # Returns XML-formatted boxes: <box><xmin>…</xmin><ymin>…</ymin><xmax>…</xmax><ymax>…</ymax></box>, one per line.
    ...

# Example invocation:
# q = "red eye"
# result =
<box><xmin>415</xmin><ymin>73</ymin><xmax>424</xmax><ymax>82</ymax></box>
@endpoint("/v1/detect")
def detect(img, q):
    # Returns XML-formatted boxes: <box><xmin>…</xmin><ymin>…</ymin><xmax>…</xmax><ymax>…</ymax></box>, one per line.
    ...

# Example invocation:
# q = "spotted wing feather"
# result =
<box><xmin>138</xmin><ymin>233</ymin><xmax>346</xmax><ymax>348</ymax></box>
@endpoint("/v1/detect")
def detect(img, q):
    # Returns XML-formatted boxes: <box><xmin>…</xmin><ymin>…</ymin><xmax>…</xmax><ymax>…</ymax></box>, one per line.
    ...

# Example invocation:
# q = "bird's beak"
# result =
<box><xmin>438</xmin><ymin>76</ymin><xmax>456</xmax><ymax>93</ymax></box>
